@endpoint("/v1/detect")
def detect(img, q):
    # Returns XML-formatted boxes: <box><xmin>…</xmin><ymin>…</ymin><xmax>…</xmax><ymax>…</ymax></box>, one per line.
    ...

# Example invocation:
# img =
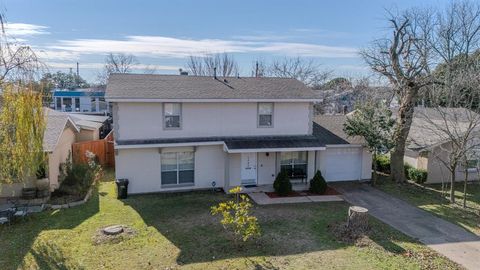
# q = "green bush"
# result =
<box><xmin>56</xmin><ymin>152</ymin><xmax>101</xmax><ymax>196</ymax></box>
<box><xmin>404</xmin><ymin>163</ymin><xmax>413</xmax><ymax>180</ymax></box>
<box><xmin>375</xmin><ymin>155</ymin><xmax>391</xmax><ymax>174</ymax></box>
<box><xmin>309</xmin><ymin>170</ymin><xmax>327</xmax><ymax>194</ymax></box>
<box><xmin>273</xmin><ymin>170</ymin><xmax>292</xmax><ymax>196</ymax></box>
<box><xmin>407</xmin><ymin>167</ymin><xmax>428</xmax><ymax>184</ymax></box>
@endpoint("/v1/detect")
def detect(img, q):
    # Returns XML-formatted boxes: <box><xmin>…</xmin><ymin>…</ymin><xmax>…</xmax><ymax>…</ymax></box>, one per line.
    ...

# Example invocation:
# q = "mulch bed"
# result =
<box><xmin>266</xmin><ymin>186</ymin><xmax>340</xmax><ymax>198</ymax></box>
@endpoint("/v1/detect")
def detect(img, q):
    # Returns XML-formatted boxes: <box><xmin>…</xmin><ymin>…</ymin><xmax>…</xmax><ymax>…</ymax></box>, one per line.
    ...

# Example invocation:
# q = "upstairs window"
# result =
<box><xmin>258</xmin><ymin>102</ymin><xmax>273</xmax><ymax>127</ymax></box>
<box><xmin>164</xmin><ymin>103</ymin><xmax>181</xmax><ymax>129</ymax></box>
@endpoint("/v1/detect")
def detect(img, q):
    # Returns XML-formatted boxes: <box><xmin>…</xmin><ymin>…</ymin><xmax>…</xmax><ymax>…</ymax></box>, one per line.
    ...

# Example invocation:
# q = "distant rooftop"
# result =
<box><xmin>53</xmin><ymin>88</ymin><xmax>105</xmax><ymax>97</ymax></box>
<box><xmin>106</xmin><ymin>73</ymin><xmax>320</xmax><ymax>101</ymax></box>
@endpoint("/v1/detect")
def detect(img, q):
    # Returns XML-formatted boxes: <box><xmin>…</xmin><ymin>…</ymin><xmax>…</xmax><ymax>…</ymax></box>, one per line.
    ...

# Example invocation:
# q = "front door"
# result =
<box><xmin>241</xmin><ymin>152</ymin><xmax>257</xmax><ymax>185</ymax></box>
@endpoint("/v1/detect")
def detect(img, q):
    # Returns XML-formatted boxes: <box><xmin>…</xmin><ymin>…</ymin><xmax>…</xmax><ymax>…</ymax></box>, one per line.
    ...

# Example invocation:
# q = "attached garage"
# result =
<box><xmin>318</xmin><ymin>146</ymin><xmax>364</xmax><ymax>181</ymax></box>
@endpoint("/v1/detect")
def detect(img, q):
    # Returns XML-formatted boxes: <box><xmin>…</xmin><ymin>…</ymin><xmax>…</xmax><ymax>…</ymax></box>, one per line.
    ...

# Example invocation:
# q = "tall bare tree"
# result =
<box><xmin>361</xmin><ymin>9</ymin><xmax>435</xmax><ymax>183</ymax></box>
<box><xmin>186</xmin><ymin>53</ymin><xmax>238</xmax><ymax>77</ymax></box>
<box><xmin>269</xmin><ymin>57</ymin><xmax>331</xmax><ymax>88</ymax></box>
<box><xmin>97</xmin><ymin>53</ymin><xmax>138</xmax><ymax>85</ymax></box>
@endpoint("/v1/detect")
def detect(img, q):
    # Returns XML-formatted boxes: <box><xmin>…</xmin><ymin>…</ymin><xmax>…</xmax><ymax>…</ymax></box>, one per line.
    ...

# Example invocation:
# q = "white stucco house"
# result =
<box><xmin>404</xmin><ymin>107</ymin><xmax>480</xmax><ymax>184</ymax></box>
<box><xmin>106</xmin><ymin>74</ymin><xmax>372</xmax><ymax>194</ymax></box>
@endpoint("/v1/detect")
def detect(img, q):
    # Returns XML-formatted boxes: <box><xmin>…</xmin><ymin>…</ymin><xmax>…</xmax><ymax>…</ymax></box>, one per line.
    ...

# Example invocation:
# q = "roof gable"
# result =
<box><xmin>43</xmin><ymin>108</ymin><xmax>79</xmax><ymax>152</ymax></box>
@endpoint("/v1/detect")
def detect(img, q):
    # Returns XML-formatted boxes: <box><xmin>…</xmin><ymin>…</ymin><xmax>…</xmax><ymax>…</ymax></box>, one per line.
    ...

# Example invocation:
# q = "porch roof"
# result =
<box><xmin>115</xmin><ymin>123</ymin><xmax>350</xmax><ymax>150</ymax></box>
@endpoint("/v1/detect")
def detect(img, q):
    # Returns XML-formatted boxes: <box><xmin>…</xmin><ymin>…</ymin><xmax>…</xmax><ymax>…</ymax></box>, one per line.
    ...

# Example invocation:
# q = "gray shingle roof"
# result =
<box><xmin>44</xmin><ymin>108</ymin><xmax>78</xmax><ymax>152</ymax></box>
<box><xmin>407</xmin><ymin>107</ymin><xmax>480</xmax><ymax>151</ymax></box>
<box><xmin>313</xmin><ymin>115</ymin><xmax>365</xmax><ymax>145</ymax></box>
<box><xmin>106</xmin><ymin>74</ymin><xmax>319</xmax><ymax>100</ymax></box>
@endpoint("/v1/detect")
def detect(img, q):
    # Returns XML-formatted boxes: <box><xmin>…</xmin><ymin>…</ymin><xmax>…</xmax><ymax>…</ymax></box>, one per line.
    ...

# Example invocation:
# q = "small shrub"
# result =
<box><xmin>375</xmin><ymin>155</ymin><xmax>390</xmax><ymax>174</ymax></box>
<box><xmin>56</xmin><ymin>151</ymin><xmax>102</xmax><ymax>197</ymax></box>
<box><xmin>35</xmin><ymin>161</ymin><xmax>47</xmax><ymax>179</ymax></box>
<box><xmin>407</xmin><ymin>167</ymin><xmax>428</xmax><ymax>184</ymax></box>
<box><xmin>273</xmin><ymin>170</ymin><xmax>292</xmax><ymax>196</ymax></box>
<box><xmin>211</xmin><ymin>186</ymin><xmax>261</xmax><ymax>243</ymax></box>
<box><xmin>404</xmin><ymin>163</ymin><xmax>413</xmax><ymax>180</ymax></box>
<box><xmin>309</xmin><ymin>170</ymin><xmax>327</xmax><ymax>194</ymax></box>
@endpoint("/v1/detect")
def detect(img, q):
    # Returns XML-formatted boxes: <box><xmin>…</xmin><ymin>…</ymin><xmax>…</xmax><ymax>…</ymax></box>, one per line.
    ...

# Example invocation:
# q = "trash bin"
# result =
<box><xmin>115</xmin><ymin>179</ymin><xmax>129</xmax><ymax>199</ymax></box>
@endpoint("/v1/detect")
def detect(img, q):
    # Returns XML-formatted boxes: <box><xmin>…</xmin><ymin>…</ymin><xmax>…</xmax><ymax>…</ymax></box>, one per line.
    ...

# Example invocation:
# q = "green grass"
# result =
<box><xmin>376</xmin><ymin>175</ymin><xmax>480</xmax><ymax>236</ymax></box>
<box><xmin>0</xmin><ymin>171</ymin><xmax>460</xmax><ymax>269</ymax></box>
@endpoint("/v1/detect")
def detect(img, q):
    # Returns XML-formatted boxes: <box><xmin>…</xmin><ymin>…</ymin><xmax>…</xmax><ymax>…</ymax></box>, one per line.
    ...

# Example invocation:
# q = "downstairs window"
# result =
<box><xmin>161</xmin><ymin>152</ymin><xmax>194</xmax><ymax>186</ymax></box>
<box><xmin>280</xmin><ymin>151</ymin><xmax>307</xmax><ymax>179</ymax></box>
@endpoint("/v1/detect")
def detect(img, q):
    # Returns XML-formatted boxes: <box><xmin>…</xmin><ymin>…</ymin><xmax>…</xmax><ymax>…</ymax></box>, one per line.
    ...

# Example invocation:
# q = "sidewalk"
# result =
<box><xmin>248</xmin><ymin>192</ymin><xmax>343</xmax><ymax>205</ymax></box>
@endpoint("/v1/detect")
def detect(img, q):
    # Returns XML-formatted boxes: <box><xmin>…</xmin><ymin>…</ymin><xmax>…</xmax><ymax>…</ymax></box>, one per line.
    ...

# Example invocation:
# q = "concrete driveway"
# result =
<box><xmin>333</xmin><ymin>182</ymin><xmax>480</xmax><ymax>270</ymax></box>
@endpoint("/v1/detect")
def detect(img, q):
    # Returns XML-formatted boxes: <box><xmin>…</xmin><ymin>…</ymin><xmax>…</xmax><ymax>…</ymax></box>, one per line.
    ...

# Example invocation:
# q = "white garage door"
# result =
<box><xmin>323</xmin><ymin>147</ymin><xmax>362</xmax><ymax>181</ymax></box>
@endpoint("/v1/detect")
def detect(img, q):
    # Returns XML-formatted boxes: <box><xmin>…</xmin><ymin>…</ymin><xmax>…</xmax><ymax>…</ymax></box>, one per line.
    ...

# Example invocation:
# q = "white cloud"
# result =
<box><xmin>253</xmin><ymin>42</ymin><xmax>358</xmax><ymax>58</ymax></box>
<box><xmin>5</xmin><ymin>23</ymin><xmax>49</xmax><ymax>36</ymax></box>
<box><xmin>46</xmin><ymin>61</ymin><xmax>179</xmax><ymax>71</ymax></box>
<box><xmin>36</xmin><ymin>49</ymin><xmax>81</xmax><ymax>61</ymax></box>
<box><xmin>47</xmin><ymin>35</ymin><xmax>358</xmax><ymax>59</ymax></box>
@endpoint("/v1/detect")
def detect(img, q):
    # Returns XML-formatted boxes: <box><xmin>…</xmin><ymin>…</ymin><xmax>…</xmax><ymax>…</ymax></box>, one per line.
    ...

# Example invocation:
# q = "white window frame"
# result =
<box><xmin>161</xmin><ymin>152</ymin><xmax>194</xmax><ymax>186</ymax></box>
<box><xmin>257</xmin><ymin>102</ymin><xmax>274</xmax><ymax>128</ymax></box>
<box><xmin>163</xmin><ymin>103</ymin><xmax>182</xmax><ymax>130</ymax></box>
<box><xmin>279</xmin><ymin>151</ymin><xmax>308</xmax><ymax>179</ymax></box>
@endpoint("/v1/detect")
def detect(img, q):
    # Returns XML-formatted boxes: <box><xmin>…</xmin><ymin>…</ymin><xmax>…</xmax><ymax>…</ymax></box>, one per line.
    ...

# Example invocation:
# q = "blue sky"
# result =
<box><xmin>1</xmin><ymin>0</ymin><xmax>449</xmax><ymax>82</ymax></box>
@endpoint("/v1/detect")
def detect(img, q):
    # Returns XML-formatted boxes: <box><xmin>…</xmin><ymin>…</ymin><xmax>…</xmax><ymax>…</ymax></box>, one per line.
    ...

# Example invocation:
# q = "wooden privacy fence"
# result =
<box><xmin>72</xmin><ymin>131</ymin><xmax>115</xmax><ymax>167</ymax></box>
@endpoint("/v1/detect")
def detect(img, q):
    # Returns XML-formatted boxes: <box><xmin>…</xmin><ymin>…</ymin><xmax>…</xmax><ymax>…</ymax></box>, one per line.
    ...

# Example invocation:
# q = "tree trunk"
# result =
<box><xmin>347</xmin><ymin>206</ymin><xmax>369</xmax><ymax>232</ymax></box>
<box><xmin>390</xmin><ymin>87</ymin><xmax>417</xmax><ymax>183</ymax></box>
<box><xmin>450</xmin><ymin>170</ymin><xmax>456</xmax><ymax>204</ymax></box>
<box><xmin>372</xmin><ymin>151</ymin><xmax>378</xmax><ymax>186</ymax></box>
<box><xmin>463</xmin><ymin>168</ymin><xmax>468</xmax><ymax>208</ymax></box>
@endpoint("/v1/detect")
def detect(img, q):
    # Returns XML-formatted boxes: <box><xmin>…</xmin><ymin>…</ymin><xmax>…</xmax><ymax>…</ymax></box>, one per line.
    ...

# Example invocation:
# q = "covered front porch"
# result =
<box><xmin>224</xmin><ymin>144</ymin><xmax>325</xmax><ymax>190</ymax></box>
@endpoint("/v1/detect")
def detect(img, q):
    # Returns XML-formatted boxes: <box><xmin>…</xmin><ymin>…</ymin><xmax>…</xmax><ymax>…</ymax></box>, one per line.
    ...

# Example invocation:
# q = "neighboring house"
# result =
<box><xmin>404</xmin><ymin>107</ymin><xmax>480</xmax><ymax>183</ymax></box>
<box><xmin>106</xmin><ymin>74</ymin><xmax>372</xmax><ymax>194</ymax></box>
<box><xmin>68</xmin><ymin>114</ymin><xmax>111</xmax><ymax>141</ymax></box>
<box><xmin>0</xmin><ymin>108</ymin><xmax>80</xmax><ymax>198</ymax></box>
<box><xmin>52</xmin><ymin>88</ymin><xmax>109</xmax><ymax>114</ymax></box>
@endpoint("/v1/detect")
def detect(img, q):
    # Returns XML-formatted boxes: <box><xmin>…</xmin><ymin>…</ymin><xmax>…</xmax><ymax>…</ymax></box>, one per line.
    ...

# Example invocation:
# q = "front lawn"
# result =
<box><xmin>0</xmin><ymin>171</ymin><xmax>460</xmax><ymax>269</ymax></box>
<box><xmin>376</xmin><ymin>175</ymin><xmax>480</xmax><ymax>236</ymax></box>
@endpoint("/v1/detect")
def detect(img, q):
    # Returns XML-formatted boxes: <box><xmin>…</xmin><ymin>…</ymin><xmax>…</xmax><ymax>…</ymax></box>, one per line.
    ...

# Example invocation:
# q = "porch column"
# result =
<box><xmin>307</xmin><ymin>151</ymin><xmax>315</xmax><ymax>180</ymax></box>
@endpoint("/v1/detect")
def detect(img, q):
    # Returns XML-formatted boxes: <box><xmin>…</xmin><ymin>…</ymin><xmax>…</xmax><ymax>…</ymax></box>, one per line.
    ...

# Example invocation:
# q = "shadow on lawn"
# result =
<box><xmin>123</xmin><ymin>191</ymin><xmax>409</xmax><ymax>266</ymax></box>
<box><xmin>0</xmin><ymin>188</ymin><xmax>99</xmax><ymax>270</ymax></box>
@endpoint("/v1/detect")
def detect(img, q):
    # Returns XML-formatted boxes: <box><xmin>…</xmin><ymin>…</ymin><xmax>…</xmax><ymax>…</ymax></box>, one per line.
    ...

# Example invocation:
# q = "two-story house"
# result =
<box><xmin>106</xmin><ymin>74</ymin><xmax>372</xmax><ymax>194</ymax></box>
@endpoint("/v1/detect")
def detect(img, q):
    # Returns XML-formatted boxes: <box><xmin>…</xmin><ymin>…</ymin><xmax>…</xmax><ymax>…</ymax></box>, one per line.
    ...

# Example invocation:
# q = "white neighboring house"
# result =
<box><xmin>106</xmin><ymin>74</ymin><xmax>372</xmax><ymax>194</ymax></box>
<box><xmin>0</xmin><ymin>108</ymin><xmax>80</xmax><ymax>198</ymax></box>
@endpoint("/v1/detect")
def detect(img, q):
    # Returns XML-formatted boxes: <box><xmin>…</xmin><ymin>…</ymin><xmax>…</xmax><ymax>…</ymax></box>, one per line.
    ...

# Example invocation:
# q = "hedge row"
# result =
<box><xmin>373</xmin><ymin>155</ymin><xmax>428</xmax><ymax>183</ymax></box>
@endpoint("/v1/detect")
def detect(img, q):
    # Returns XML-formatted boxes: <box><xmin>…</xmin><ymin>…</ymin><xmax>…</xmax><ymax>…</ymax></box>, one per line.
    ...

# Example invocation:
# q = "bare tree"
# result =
<box><xmin>361</xmin><ymin>9</ymin><xmax>436</xmax><ymax>183</ymax></box>
<box><xmin>269</xmin><ymin>57</ymin><xmax>331</xmax><ymax>88</ymax></box>
<box><xmin>0</xmin><ymin>19</ymin><xmax>42</xmax><ymax>84</ymax></box>
<box><xmin>186</xmin><ymin>53</ymin><xmax>238</xmax><ymax>77</ymax></box>
<box><xmin>97</xmin><ymin>53</ymin><xmax>138</xmax><ymax>85</ymax></box>
<box><xmin>251</xmin><ymin>59</ymin><xmax>267</xmax><ymax>78</ymax></box>
<box><xmin>419</xmin><ymin>82</ymin><xmax>480</xmax><ymax>204</ymax></box>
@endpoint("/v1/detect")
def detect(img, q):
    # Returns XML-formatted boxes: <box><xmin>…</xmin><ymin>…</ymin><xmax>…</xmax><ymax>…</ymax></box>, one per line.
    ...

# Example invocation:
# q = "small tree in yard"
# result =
<box><xmin>309</xmin><ymin>170</ymin><xmax>327</xmax><ymax>194</ymax></box>
<box><xmin>211</xmin><ymin>186</ymin><xmax>260</xmax><ymax>243</ymax></box>
<box><xmin>343</xmin><ymin>101</ymin><xmax>395</xmax><ymax>186</ymax></box>
<box><xmin>273</xmin><ymin>170</ymin><xmax>292</xmax><ymax>196</ymax></box>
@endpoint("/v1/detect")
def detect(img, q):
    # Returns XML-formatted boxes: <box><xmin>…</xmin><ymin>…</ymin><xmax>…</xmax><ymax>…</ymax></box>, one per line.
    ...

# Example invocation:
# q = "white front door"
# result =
<box><xmin>241</xmin><ymin>152</ymin><xmax>257</xmax><ymax>185</ymax></box>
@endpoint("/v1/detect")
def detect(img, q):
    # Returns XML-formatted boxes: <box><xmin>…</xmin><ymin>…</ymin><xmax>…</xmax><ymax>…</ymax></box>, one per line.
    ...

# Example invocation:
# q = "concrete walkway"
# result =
<box><xmin>333</xmin><ymin>182</ymin><xmax>480</xmax><ymax>270</ymax></box>
<box><xmin>248</xmin><ymin>192</ymin><xmax>343</xmax><ymax>205</ymax></box>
